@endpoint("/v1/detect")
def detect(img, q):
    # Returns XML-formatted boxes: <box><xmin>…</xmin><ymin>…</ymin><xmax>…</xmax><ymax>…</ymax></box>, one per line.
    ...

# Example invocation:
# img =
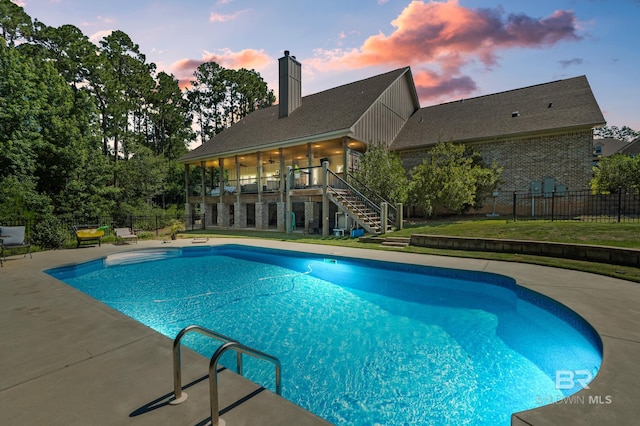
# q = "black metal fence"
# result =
<box><xmin>512</xmin><ymin>188</ymin><xmax>640</xmax><ymax>222</ymax></box>
<box><xmin>0</xmin><ymin>213</ymin><xmax>192</xmax><ymax>247</ymax></box>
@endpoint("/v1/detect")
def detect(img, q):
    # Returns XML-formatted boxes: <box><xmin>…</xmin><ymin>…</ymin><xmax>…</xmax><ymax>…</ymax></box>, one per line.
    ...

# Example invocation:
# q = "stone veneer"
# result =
<box><xmin>277</xmin><ymin>201</ymin><xmax>286</xmax><ymax>232</ymax></box>
<box><xmin>255</xmin><ymin>202</ymin><xmax>267</xmax><ymax>230</ymax></box>
<box><xmin>217</xmin><ymin>203</ymin><xmax>230</xmax><ymax>227</ymax></box>
<box><xmin>234</xmin><ymin>202</ymin><xmax>247</xmax><ymax>228</ymax></box>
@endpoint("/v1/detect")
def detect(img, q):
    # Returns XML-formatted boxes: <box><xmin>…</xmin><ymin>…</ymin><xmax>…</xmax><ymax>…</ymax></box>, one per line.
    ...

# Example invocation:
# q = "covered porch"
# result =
<box><xmin>183</xmin><ymin>139</ymin><xmax>366</xmax><ymax>234</ymax></box>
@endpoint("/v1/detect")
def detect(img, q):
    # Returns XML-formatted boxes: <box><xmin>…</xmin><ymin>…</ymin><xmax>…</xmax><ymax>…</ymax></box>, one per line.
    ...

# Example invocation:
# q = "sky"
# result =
<box><xmin>14</xmin><ymin>0</ymin><xmax>640</xmax><ymax>131</ymax></box>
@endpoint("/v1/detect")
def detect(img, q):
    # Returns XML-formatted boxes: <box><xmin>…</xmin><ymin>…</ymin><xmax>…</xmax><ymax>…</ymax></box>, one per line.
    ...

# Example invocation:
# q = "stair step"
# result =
<box><xmin>380</xmin><ymin>241</ymin><xmax>409</xmax><ymax>248</ymax></box>
<box><xmin>380</xmin><ymin>237</ymin><xmax>410</xmax><ymax>247</ymax></box>
<box><xmin>384</xmin><ymin>237</ymin><xmax>410</xmax><ymax>243</ymax></box>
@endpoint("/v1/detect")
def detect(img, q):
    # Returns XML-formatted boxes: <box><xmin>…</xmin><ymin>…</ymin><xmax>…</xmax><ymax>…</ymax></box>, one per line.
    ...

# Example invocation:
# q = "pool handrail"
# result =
<box><xmin>171</xmin><ymin>324</ymin><xmax>282</xmax><ymax>426</ymax></box>
<box><xmin>171</xmin><ymin>324</ymin><xmax>239</xmax><ymax>404</ymax></box>
<box><xmin>209</xmin><ymin>341</ymin><xmax>282</xmax><ymax>426</ymax></box>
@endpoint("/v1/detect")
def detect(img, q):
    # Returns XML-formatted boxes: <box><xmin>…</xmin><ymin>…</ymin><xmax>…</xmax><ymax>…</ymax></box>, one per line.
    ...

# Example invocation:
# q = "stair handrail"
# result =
<box><xmin>209</xmin><ymin>341</ymin><xmax>282</xmax><ymax>426</ymax></box>
<box><xmin>327</xmin><ymin>170</ymin><xmax>380</xmax><ymax>214</ymax></box>
<box><xmin>327</xmin><ymin>170</ymin><xmax>395</xmax><ymax>232</ymax></box>
<box><xmin>346</xmin><ymin>173</ymin><xmax>397</xmax><ymax>224</ymax></box>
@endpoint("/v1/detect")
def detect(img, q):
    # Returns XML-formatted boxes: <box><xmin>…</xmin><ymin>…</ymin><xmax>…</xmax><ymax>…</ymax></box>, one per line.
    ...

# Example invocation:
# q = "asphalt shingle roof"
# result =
<box><xmin>618</xmin><ymin>138</ymin><xmax>640</xmax><ymax>157</ymax></box>
<box><xmin>593</xmin><ymin>138</ymin><xmax>628</xmax><ymax>157</ymax></box>
<box><xmin>180</xmin><ymin>67</ymin><xmax>410</xmax><ymax>162</ymax></box>
<box><xmin>390</xmin><ymin>75</ymin><xmax>606</xmax><ymax>151</ymax></box>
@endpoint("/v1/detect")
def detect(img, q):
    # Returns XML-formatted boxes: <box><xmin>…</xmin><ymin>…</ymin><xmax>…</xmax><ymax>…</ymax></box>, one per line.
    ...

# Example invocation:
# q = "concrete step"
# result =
<box><xmin>380</xmin><ymin>237</ymin><xmax>410</xmax><ymax>248</ymax></box>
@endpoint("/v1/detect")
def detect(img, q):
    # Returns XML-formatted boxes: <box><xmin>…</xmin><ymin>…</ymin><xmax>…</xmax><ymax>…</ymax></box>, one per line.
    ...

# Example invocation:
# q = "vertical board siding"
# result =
<box><xmin>352</xmin><ymin>75</ymin><xmax>418</xmax><ymax>146</ymax></box>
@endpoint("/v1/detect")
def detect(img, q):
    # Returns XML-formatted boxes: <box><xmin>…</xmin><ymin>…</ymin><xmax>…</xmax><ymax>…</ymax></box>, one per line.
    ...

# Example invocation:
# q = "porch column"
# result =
<box><xmin>322</xmin><ymin>160</ymin><xmax>330</xmax><ymax>236</ymax></box>
<box><xmin>255</xmin><ymin>202</ymin><xmax>268</xmax><ymax>230</ymax></box>
<box><xmin>304</xmin><ymin>201</ymin><xmax>315</xmax><ymax>234</ymax></box>
<box><xmin>278</xmin><ymin>148</ymin><xmax>285</xmax><ymax>202</ymax></box>
<box><xmin>277</xmin><ymin>201</ymin><xmax>286</xmax><ymax>232</ymax></box>
<box><xmin>286</xmin><ymin>166</ymin><xmax>292</xmax><ymax>233</ymax></box>
<box><xmin>235</xmin><ymin>201</ymin><xmax>247</xmax><ymax>228</ymax></box>
<box><xmin>342</xmin><ymin>138</ymin><xmax>348</xmax><ymax>180</ymax></box>
<box><xmin>257</xmin><ymin>152</ymin><xmax>263</xmax><ymax>202</ymax></box>
<box><xmin>204</xmin><ymin>203</ymin><xmax>213</xmax><ymax>227</ymax></box>
<box><xmin>218</xmin><ymin>203</ymin><xmax>230</xmax><ymax>227</ymax></box>
<box><xmin>235</xmin><ymin>155</ymin><xmax>241</xmax><ymax>203</ymax></box>
<box><xmin>184</xmin><ymin>202</ymin><xmax>193</xmax><ymax>227</ymax></box>
<box><xmin>200</xmin><ymin>161</ymin><xmax>206</xmax><ymax>208</ymax></box>
<box><xmin>218</xmin><ymin>158</ymin><xmax>224</xmax><ymax>202</ymax></box>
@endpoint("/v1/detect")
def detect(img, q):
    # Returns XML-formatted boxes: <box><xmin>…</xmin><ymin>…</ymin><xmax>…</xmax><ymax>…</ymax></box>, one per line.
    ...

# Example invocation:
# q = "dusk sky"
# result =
<box><xmin>15</xmin><ymin>0</ymin><xmax>640</xmax><ymax>132</ymax></box>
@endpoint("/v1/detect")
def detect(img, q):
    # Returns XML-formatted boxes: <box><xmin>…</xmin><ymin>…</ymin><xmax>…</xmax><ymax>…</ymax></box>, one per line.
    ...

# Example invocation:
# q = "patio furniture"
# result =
<box><xmin>114</xmin><ymin>227</ymin><xmax>138</xmax><ymax>244</ymax></box>
<box><xmin>0</xmin><ymin>226</ymin><xmax>32</xmax><ymax>267</ymax></box>
<box><xmin>72</xmin><ymin>225</ymin><xmax>104</xmax><ymax>247</ymax></box>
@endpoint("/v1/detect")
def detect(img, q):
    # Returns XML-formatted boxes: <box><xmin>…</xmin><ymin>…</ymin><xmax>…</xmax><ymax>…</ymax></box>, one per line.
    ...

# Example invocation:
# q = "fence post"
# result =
<box><xmin>551</xmin><ymin>191</ymin><xmax>555</xmax><ymax>222</ymax></box>
<box><xmin>512</xmin><ymin>191</ymin><xmax>517</xmax><ymax>222</ymax></box>
<box><xmin>618</xmin><ymin>188</ymin><xmax>622</xmax><ymax>223</ymax></box>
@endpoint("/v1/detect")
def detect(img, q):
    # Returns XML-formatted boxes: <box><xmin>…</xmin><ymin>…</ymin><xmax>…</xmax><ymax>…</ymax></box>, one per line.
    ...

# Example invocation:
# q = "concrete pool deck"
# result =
<box><xmin>1</xmin><ymin>238</ymin><xmax>638</xmax><ymax>425</ymax></box>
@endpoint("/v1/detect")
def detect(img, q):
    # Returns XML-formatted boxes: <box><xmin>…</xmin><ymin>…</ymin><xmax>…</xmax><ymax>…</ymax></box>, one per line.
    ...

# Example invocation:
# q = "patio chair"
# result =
<box><xmin>114</xmin><ymin>227</ymin><xmax>138</xmax><ymax>244</ymax></box>
<box><xmin>0</xmin><ymin>226</ymin><xmax>32</xmax><ymax>267</ymax></box>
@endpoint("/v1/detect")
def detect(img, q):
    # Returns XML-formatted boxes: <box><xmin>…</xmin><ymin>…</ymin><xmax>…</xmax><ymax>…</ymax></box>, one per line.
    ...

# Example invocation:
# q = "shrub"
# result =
<box><xmin>31</xmin><ymin>216</ymin><xmax>68</xmax><ymax>249</ymax></box>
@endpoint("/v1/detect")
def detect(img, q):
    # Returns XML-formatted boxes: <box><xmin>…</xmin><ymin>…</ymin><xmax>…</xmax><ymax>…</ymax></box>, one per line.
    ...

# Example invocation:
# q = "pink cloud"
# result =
<box><xmin>171</xmin><ymin>48</ymin><xmax>271</xmax><ymax>89</ymax></box>
<box><xmin>413</xmin><ymin>69</ymin><xmax>477</xmax><ymax>99</ymax></box>
<box><xmin>88</xmin><ymin>29</ymin><xmax>113</xmax><ymax>44</ymax></box>
<box><xmin>209</xmin><ymin>9</ymin><xmax>248</xmax><ymax>23</ymax></box>
<box><xmin>311</xmin><ymin>0</ymin><xmax>581</xmax><ymax>103</ymax></box>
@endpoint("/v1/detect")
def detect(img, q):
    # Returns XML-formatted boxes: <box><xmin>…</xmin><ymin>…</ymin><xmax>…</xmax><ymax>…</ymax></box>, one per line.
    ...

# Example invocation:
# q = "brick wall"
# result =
<box><xmin>396</xmin><ymin>129</ymin><xmax>594</xmax><ymax>207</ymax></box>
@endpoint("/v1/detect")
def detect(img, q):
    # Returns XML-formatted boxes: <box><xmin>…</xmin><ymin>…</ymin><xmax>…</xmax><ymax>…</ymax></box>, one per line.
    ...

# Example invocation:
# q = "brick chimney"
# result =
<box><xmin>278</xmin><ymin>50</ymin><xmax>301</xmax><ymax>118</ymax></box>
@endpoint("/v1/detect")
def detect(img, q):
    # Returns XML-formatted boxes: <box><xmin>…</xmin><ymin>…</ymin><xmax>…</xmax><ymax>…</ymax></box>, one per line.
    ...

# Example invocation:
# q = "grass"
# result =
<box><xmin>389</xmin><ymin>218</ymin><xmax>640</xmax><ymax>248</ymax></box>
<box><xmin>178</xmin><ymin>218</ymin><xmax>640</xmax><ymax>283</ymax></box>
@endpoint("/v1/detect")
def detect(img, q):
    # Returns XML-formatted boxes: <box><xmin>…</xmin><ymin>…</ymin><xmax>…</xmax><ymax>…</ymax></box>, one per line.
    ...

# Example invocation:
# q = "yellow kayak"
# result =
<box><xmin>75</xmin><ymin>229</ymin><xmax>105</xmax><ymax>239</ymax></box>
<box><xmin>75</xmin><ymin>228</ymin><xmax>105</xmax><ymax>247</ymax></box>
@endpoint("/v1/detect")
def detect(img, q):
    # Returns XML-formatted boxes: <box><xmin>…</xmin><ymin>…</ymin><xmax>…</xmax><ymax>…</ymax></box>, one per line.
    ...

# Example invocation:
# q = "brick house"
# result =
<box><xmin>178</xmin><ymin>52</ymin><xmax>605</xmax><ymax>234</ymax></box>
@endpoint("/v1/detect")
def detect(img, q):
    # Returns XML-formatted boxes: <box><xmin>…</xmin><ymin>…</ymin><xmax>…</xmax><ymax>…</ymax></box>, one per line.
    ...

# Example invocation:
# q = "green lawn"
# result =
<box><xmin>181</xmin><ymin>218</ymin><xmax>640</xmax><ymax>283</ymax></box>
<box><xmin>388</xmin><ymin>218</ymin><xmax>640</xmax><ymax>248</ymax></box>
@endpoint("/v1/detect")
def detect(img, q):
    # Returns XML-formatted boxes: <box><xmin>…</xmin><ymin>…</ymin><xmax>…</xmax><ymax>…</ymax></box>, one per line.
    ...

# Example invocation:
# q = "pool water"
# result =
<box><xmin>47</xmin><ymin>245</ymin><xmax>602</xmax><ymax>425</ymax></box>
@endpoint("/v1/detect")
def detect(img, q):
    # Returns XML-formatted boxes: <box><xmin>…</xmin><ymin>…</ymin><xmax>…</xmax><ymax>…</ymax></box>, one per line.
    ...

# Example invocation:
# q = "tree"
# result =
<box><xmin>28</xmin><ymin>23</ymin><xmax>97</xmax><ymax>90</ymax></box>
<box><xmin>147</xmin><ymin>72</ymin><xmax>192</xmax><ymax>160</ymax></box>
<box><xmin>188</xmin><ymin>62</ymin><xmax>275</xmax><ymax>144</ymax></box>
<box><xmin>594</xmin><ymin>125</ymin><xmax>639</xmax><ymax>142</ymax></box>
<box><xmin>352</xmin><ymin>142</ymin><xmax>408</xmax><ymax>205</ymax></box>
<box><xmin>464</xmin><ymin>147</ymin><xmax>503</xmax><ymax>211</ymax></box>
<box><xmin>590</xmin><ymin>154</ymin><xmax>640</xmax><ymax>193</ymax></box>
<box><xmin>188</xmin><ymin>61</ymin><xmax>229</xmax><ymax>143</ymax></box>
<box><xmin>0</xmin><ymin>37</ymin><xmax>50</xmax><ymax>218</ymax></box>
<box><xmin>0</xmin><ymin>0</ymin><xmax>33</xmax><ymax>46</ymax></box>
<box><xmin>408</xmin><ymin>141</ymin><xmax>502</xmax><ymax>217</ymax></box>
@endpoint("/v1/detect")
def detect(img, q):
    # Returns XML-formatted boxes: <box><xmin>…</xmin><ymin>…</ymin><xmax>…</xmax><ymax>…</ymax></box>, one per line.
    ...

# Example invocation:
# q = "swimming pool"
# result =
<box><xmin>46</xmin><ymin>244</ymin><xmax>602</xmax><ymax>425</ymax></box>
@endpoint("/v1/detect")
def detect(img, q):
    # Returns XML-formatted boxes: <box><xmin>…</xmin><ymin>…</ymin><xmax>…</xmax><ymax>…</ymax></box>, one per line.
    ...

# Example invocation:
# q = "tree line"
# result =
<box><xmin>0</xmin><ymin>0</ymin><xmax>274</xmax><ymax>225</ymax></box>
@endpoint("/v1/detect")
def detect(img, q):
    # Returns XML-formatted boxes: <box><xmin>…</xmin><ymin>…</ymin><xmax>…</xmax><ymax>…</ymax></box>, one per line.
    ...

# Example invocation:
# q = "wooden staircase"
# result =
<box><xmin>327</xmin><ymin>188</ymin><xmax>391</xmax><ymax>235</ymax></box>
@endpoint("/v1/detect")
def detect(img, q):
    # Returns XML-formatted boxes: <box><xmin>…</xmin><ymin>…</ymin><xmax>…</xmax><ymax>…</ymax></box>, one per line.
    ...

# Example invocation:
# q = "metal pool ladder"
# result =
<box><xmin>170</xmin><ymin>324</ymin><xmax>282</xmax><ymax>426</ymax></box>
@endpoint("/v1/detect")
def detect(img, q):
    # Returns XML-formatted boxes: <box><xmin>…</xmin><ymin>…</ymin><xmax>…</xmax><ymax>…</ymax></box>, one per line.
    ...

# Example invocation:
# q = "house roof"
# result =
<box><xmin>390</xmin><ymin>75</ymin><xmax>606</xmax><ymax>151</ymax></box>
<box><xmin>179</xmin><ymin>67</ymin><xmax>411</xmax><ymax>163</ymax></box>
<box><xmin>618</xmin><ymin>138</ymin><xmax>640</xmax><ymax>157</ymax></box>
<box><xmin>593</xmin><ymin>137</ymin><xmax>629</xmax><ymax>157</ymax></box>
